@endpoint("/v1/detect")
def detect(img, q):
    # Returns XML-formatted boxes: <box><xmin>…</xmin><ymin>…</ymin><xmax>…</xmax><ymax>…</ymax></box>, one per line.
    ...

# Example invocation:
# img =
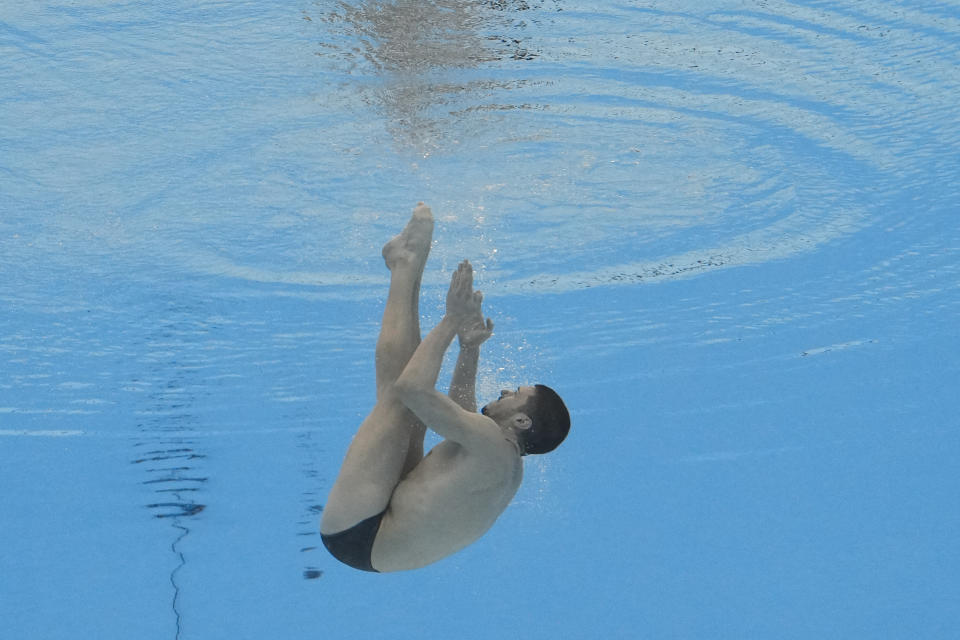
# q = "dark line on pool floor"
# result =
<box><xmin>296</xmin><ymin>430</ymin><xmax>327</xmax><ymax>579</ymax></box>
<box><xmin>170</xmin><ymin>521</ymin><xmax>189</xmax><ymax>640</ymax></box>
<box><xmin>127</xmin><ymin>301</ymin><xmax>215</xmax><ymax>638</ymax></box>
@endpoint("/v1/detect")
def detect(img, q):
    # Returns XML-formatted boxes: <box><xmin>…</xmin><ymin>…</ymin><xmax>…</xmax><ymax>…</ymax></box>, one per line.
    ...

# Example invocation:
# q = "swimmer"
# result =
<box><xmin>320</xmin><ymin>203</ymin><xmax>570</xmax><ymax>572</ymax></box>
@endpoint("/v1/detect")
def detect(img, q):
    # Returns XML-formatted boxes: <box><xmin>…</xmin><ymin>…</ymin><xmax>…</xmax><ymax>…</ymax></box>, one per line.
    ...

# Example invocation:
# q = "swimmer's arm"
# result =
<box><xmin>397</xmin><ymin>261</ymin><xmax>494</xmax><ymax>447</ymax></box>
<box><xmin>395</xmin><ymin>316</ymin><xmax>491</xmax><ymax>447</ymax></box>
<box><xmin>449</xmin><ymin>316</ymin><xmax>494</xmax><ymax>413</ymax></box>
<box><xmin>448</xmin><ymin>345</ymin><xmax>479</xmax><ymax>412</ymax></box>
<box><xmin>396</xmin><ymin>315</ymin><xmax>457</xmax><ymax>397</ymax></box>
<box><xmin>397</xmin><ymin>261</ymin><xmax>475</xmax><ymax>396</ymax></box>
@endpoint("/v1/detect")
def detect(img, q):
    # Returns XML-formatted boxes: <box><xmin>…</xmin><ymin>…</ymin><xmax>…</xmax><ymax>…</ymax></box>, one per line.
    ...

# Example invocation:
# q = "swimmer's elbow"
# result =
<box><xmin>392</xmin><ymin>383</ymin><xmax>464</xmax><ymax>431</ymax></box>
<box><xmin>393</xmin><ymin>377</ymin><xmax>416</xmax><ymax>399</ymax></box>
<box><xmin>393</xmin><ymin>379</ymin><xmax>428</xmax><ymax>409</ymax></box>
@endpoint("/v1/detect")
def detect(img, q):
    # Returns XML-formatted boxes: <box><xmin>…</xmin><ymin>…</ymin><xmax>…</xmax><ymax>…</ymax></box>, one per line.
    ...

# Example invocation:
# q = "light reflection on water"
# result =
<box><xmin>2</xmin><ymin>0</ymin><xmax>955</xmax><ymax>299</ymax></box>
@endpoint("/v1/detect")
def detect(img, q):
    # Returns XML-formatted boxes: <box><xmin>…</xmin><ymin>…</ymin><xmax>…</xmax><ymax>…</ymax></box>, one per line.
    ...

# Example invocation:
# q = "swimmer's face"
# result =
<box><xmin>481</xmin><ymin>386</ymin><xmax>536</xmax><ymax>419</ymax></box>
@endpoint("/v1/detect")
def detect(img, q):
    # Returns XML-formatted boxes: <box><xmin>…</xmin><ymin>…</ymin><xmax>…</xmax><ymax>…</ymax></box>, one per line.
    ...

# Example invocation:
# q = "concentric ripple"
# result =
<box><xmin>1</xmin><ymin>0</ymin><xmax>958</xmax><ymax>301</ymax></box>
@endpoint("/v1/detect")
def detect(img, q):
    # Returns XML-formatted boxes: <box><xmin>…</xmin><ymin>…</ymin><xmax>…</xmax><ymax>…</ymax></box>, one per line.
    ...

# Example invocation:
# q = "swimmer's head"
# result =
<box><xmin>482</xmin><ymin>384</ymin><xmax>570</xmax><ymax>455</ymax></box>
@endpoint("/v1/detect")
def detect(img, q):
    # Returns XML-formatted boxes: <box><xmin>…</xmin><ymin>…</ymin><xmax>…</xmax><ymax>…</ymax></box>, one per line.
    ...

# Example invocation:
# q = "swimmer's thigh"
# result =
<box><xmin>321</xmin><ymin>395</ymin><xmax>420</xmax><ymax>534</ymax></box>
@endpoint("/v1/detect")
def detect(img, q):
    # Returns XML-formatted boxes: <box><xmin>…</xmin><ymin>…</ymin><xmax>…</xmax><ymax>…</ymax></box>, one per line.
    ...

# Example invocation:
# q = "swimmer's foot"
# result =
<box><xmin>382</xmin><ymin>202</ymin><xmax>434</xmax><ymax>270</ymax></box>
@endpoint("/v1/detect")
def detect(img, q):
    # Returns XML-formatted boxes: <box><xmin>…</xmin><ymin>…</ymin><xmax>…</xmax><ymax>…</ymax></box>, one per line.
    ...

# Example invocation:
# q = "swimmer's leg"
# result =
<box><xmin>374</xmin><ymin>202</ymin><xmax>433</xmax><ymax>400</ymax></box>
<box><xmin>376</xmin><ymin>202</ymin><xmax>432</xmax><ymax>474</ymax></box>
<box><xmin>321</xmin><ymin>204</ymin><xmax>433</xmax><ymax>535</ymax></box>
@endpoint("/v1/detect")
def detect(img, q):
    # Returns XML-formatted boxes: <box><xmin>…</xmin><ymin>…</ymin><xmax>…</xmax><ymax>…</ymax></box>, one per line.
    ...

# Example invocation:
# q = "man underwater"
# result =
<box><xmin>321</xmin><ymin>203</ymin><xmax>570</xmax><ymax>572</ymax></box>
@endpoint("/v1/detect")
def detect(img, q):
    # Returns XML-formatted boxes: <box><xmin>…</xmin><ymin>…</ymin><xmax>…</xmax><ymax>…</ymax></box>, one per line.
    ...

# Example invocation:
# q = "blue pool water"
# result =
<box><xmin>2</xmin><ymin>0</ymin><xmax>959</xmax><ymax>638</ymax></box>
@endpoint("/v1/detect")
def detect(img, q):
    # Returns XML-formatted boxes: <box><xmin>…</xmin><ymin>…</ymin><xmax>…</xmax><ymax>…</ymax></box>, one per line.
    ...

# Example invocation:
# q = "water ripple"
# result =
<box><xmin>2</xmin><ymin>1</ymin><xmax>957</xmax><ymax>313</ymax></box>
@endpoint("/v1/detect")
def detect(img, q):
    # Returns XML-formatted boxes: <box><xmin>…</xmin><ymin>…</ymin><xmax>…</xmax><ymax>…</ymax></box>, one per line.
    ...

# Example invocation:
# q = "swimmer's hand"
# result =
<box><xmin>446</xmin><ymin>260</ymin><xmax>483</xmax><ymax>321</ymax></box>
<box><xmin>458</xmin><ymin>313</ymin><xmax>494</xmax><ymax>349</ymax></box>
<box><xmin>448</xmin><ymin>260</ymin><xmax>493</xmax><ymax>346</ymax></box>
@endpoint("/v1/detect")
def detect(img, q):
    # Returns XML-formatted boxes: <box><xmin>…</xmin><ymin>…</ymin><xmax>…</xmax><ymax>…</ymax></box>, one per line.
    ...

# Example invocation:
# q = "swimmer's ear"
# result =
<box><xmin>511</xmin><ymin>413</ymin><xmax>532</xmax><ymax>431</ymax></box>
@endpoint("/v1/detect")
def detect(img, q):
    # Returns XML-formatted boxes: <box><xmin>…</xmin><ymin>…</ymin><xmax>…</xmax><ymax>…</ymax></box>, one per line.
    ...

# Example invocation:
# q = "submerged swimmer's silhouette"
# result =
<box><xmin>320</xmin><ymin>203</ymin><xmax>570</xmax><ymax>572</ymax></box>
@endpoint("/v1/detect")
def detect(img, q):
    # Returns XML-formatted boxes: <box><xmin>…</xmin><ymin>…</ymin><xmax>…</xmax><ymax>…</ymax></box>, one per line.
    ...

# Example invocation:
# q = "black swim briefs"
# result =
<box><xmin>320</xmin><ymin>510</ymin><xmax>385</xmax><ymax>572</ymax></box>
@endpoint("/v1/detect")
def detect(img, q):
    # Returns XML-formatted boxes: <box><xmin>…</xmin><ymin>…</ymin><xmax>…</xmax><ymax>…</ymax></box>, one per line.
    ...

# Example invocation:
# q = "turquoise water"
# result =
<box><xmin>2</xmin><ymin>1</ymin><xmax>959</xmax><ymax>638</ymax></box>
